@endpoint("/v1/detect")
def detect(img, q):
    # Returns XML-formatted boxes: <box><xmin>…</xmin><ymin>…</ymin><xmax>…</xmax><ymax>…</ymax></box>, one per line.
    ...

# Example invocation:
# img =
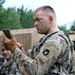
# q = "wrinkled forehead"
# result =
<box><xmin>34</xmin><ymin>10</ymin><xmax>46</xmax><ymax>19</ymax></box>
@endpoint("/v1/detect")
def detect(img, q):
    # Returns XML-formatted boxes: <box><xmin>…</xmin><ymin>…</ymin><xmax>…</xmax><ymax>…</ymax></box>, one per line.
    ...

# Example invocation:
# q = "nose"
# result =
<box><xmin>3</xmin><ymin>50</ymin><xmax>7</xmax><ymax>53</ymax></box>
<box><xmin>34</xmin><ymin>21</ymin><xmax>38</xmax><ymax>26</ymax></box>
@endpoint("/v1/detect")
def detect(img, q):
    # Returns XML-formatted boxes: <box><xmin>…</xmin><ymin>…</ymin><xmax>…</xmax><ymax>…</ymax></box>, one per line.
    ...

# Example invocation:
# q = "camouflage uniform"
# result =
<box><xmin>0</xmin><ymin>60</ymin><xmax>22</xmax><ymax>75</ymax></box>
<box><xmin>0</xmin><ymin>55</ymin><xmax>5</xmax><ymax>69</ymax></box>
<box><xmin>13</xmin><ymin>31</ymin><xmax>72</xmax><ymax>75</ymax></box>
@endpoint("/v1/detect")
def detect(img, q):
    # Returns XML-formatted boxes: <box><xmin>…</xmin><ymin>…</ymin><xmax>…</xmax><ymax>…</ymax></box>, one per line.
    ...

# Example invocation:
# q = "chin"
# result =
<box><xmin>38</xmin><ymin>32</ymin><xmax>42</xmax><ymax>34</ymax></box>
<box><xmin>38</xmin><ymin>32</ymin><xmax>45</xmax><ymax>34</ymax></box>
<box><xmin>4</xmin><ymin>56</ymin><xmax>10</xmax><ymax>60</ymax></box>
<box><xmin>4</xmin><ymin>57</ymin><xmax>9</xmax><ymax>59</ymax></box>
<box><xmin>37</xmin><ymin>29</ymin><xmax>40</xmax><ymax>33</ymax></box>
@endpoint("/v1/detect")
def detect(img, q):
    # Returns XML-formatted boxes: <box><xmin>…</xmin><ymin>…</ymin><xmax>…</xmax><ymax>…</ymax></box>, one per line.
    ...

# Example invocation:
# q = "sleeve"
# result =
<box><xmin>12</xmin><ymin>62</ymin><xmax>22</xmax><ymax>75</ymax></box>
<box><xmin>27</xmin><ymin>49</ymin><xmax>32</xmax><ymax>57</ymax></box>
<box><xmin>13</xmin><ymin>39</ymin><xmax>62</xmax><ymax>75</ymax></box>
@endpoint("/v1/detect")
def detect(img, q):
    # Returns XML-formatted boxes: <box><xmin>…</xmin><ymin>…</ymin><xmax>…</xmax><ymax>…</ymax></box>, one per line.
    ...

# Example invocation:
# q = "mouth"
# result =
<box><xmin>36</xmin><ymin>28</ymin><xmax>40</xmax><ymax>33</ymax></box>
<box><xmin>3</xmin><ymin>54</ymin><xmax>8</xmax><ymax>57</ymax></box>
<box><xmin>36</xmin><ymin>26</ymin><xmax>39</xmax><ymax>30</ymax></box>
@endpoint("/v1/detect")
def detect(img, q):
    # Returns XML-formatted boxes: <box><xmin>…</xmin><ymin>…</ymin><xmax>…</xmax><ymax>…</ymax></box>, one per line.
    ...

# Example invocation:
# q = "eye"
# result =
<box><xmin>36</xmin><ymin>18</ymin><xmax>40</xmax><ymax>21</ymax></box>
<box><xmin>2</xmin><ymin>49</ymin><xmax>5</xmax><ymax>51</ymax></box>
<box><xmin>34</xmin><ymin>17</ymin><xmax>43</xmax><ymax>22</ymax></box>
<box><xmin>34</xmin><ymin>18</ymin><xmax>40</xmax><ymax>22</ymax></box>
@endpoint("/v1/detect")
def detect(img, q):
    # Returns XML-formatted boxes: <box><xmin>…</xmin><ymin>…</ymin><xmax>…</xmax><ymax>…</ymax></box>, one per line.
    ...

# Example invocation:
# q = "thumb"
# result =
<box><xmin>2</xmin><ymin>32</ymin><xmax>10</xmax><ymax>43</ymax></box>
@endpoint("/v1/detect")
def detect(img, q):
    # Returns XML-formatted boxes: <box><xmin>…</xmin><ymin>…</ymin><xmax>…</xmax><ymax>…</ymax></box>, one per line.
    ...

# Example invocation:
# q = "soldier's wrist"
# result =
<box><xmin>11</xmin><ymin>45</ymin><xmax>19</xmax><ymax>53</ymax></box>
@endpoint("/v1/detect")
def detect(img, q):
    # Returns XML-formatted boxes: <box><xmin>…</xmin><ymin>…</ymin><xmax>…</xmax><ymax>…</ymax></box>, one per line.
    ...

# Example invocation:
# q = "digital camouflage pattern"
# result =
<box><xmin>13</xmin><ymin>31</ymin><xmax>72</xmax><ymax>75</ymax></box>
<box><xmin>0</xmin><ymin>60</ymin><xmax>21</xmax><ymax>75</ymax></box>
<box><xmin>0</xmin><ymin>55</ymin><xmax>5</xmax><ymax>69</ymax></box>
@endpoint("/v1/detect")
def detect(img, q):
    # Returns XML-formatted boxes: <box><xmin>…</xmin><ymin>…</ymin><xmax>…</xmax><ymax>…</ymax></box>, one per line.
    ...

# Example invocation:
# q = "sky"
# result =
<box><xmin>3</xmin><ymin>0</ymin><xmax>75</xmax><ymax>29</ymax></box>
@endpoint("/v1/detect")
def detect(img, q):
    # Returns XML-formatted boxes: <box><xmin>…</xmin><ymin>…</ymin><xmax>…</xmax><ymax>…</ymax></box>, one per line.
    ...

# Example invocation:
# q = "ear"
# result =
<box><xmin>49</xmin><ymin>16</ymin><xmax>53</xmax><ymax>21</ymax></box>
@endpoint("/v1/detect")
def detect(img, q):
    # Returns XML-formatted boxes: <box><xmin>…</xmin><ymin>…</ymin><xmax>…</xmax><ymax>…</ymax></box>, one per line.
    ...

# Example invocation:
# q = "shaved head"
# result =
<box><xmin>34</xmin><ymin>5</ymin><xmax>56</xmax><ymax>18</ymax></box>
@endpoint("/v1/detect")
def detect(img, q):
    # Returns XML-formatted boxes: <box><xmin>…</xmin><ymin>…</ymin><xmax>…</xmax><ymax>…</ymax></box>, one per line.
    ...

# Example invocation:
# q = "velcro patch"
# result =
<box><xmin>43</xmin><ymin>49</ymin><xmax>50</xmax><ymax>56</ymax></box>
<box><xmin>37</xmin><ymin>43</ymin><xmax>57</xmax><ymax>63</ymax></box>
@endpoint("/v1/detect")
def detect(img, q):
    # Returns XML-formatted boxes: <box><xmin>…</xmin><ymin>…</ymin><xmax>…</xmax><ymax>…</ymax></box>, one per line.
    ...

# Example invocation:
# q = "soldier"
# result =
<box><xmin>1</xmin><ymin>5</ymin><xmax>73</xmax><ymax>75</ymax></box>
<box><xmin>0</xmin><ymin>46</ymin><xmax>22</xmax><ymax>75</ymax></box>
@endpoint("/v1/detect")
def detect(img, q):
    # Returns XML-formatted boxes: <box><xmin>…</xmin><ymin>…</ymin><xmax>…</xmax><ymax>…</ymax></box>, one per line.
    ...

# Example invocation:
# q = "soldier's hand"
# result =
<box><xmin>17</xmin><ymin>43</ymin><xmax>25</xmax><ymax>53</ymax></box>
<box><xmin>1</xmin><ymin>32</ymin><xmax>19</xmax><ymax>53</ymax></box>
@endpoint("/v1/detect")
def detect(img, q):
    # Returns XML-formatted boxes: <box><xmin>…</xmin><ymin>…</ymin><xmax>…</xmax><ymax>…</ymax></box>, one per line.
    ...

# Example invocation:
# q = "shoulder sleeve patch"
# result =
<box><xmin>37</xmin><ymin>43</ymin><xmax>58</xmax><ymax>63</ymax></box>
<box><xmin>43</xmin><ymin>49</ymin><xmax>50</xmax><ymax>56</ymax></box>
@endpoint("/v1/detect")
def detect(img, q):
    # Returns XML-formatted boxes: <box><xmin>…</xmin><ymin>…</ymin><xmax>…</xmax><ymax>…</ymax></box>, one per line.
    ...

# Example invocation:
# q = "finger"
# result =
<box><xmin>9</xmin><ymin>32</ymin><xmax>17</xmax><ymax>42</ymax></box>
<box><xmin>2</xmin><ymin>32</ymin><xmax>10</xmax><ymax>43</ymax></box>
<box><xmin>10</xmin><ymin>32</ymin><xmax>15</xmax><ymax>39</ymax></box>
<box><xmin>17</xmin><ymin>43</ymin><xmax>25</xmax><ymax>51</ymax></box>
<box><xmin>1</xmin><ymin>33</ymin><xmax>6</xmax><ymax>44</ymax></box>
<box><xmin>2</xmin><ymin>32</ymin><xmax>8</xmax><ymax>39</ymax></box>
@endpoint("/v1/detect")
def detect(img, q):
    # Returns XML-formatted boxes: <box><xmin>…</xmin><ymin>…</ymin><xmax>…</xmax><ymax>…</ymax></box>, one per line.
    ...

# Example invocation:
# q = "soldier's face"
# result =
<box><xmin>1</xmin><ymin>46</ymin><xmax>12</xmax><ymax>60</ymax></box>
<box><xmin>34</xmin><ymin>10</ymin><xmax>51</xmax><ymax>35</ymax></box>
